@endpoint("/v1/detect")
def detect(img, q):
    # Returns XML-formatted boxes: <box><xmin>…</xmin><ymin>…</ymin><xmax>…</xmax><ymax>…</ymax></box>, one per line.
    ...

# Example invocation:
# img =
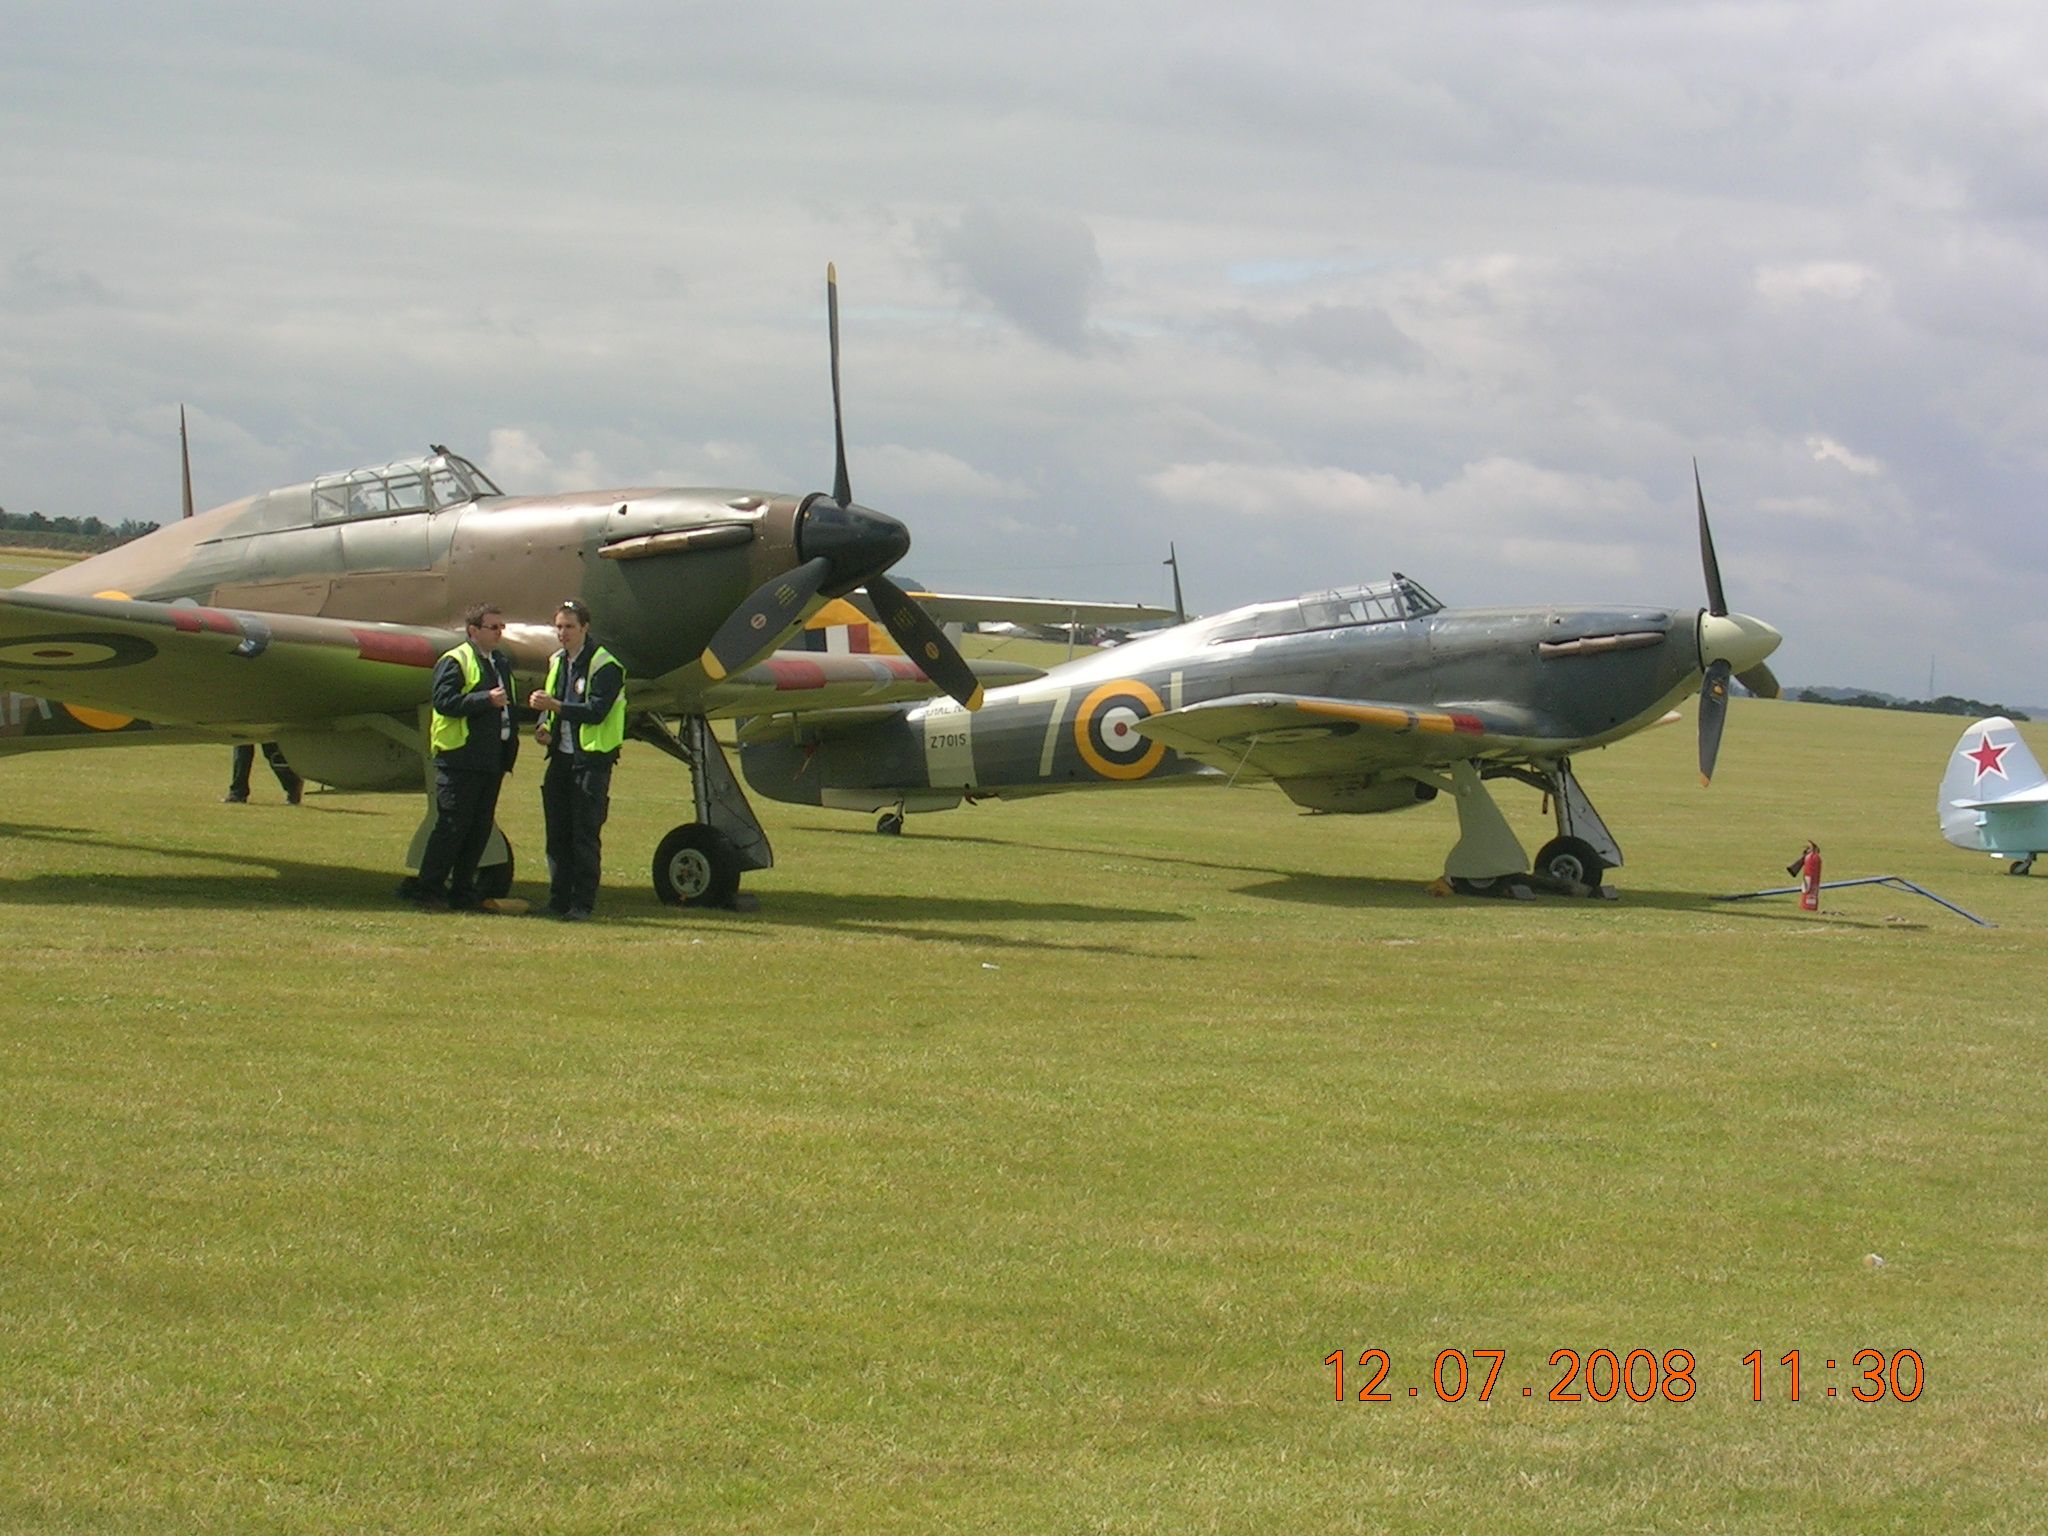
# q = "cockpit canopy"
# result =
<box><xmin>309</xmin><ymin>451</ymin><xmax>504</xmax><ymax>523</ymax></box>
<box><xmin>1206</xmin><ymin>573</ymin><xmax>1442</xmax><ymax>644</ymax></box>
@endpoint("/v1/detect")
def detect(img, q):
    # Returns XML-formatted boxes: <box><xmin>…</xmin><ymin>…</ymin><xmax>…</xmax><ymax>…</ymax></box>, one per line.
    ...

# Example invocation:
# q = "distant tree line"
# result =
<box><xmin>1790</xmin><ymin>688</ymin><xmax>2028</xmax><ymax>722</ymax></box>
<box><xmin>0</xmin><ymin>507</ymin><xmax>156</xmax><ymax>553</ymax></box>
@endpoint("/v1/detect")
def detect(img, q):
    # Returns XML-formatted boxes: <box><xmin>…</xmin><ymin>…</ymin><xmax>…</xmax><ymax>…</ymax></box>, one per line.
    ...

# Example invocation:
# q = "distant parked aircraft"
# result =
<box><xmin>1938</xmin><ymin>716</ymin><xmax>2048</xmax><ymax>874</ymax></box>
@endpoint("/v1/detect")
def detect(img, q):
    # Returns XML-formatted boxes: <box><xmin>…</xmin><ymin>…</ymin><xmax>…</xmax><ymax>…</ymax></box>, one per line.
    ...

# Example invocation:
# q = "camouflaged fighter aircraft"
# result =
<box><xmin>739</xmin><ymin>469</ymin><xmax>1784</xmax><ymax>891</ymax></box>
<box><xmin>0</xmin><ymin>268</ymin><xmax>1042</xmax><ymax>907</ymax></box>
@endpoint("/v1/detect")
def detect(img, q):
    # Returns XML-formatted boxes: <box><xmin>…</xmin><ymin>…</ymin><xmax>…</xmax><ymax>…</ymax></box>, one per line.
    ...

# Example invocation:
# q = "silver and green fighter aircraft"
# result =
<box><xmin>738</xmin><ymin>471</ymin><xmax>1783</xmax><ymax>892</ymax></box>
<box><xmin>0</xmin><ymin>269</ymin><xmax>1036</xmax><ymax>908</ymax></box>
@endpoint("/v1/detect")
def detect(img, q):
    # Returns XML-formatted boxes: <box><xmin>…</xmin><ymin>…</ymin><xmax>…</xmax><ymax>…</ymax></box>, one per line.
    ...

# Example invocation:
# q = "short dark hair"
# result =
<box><xmin>464</xmin><ymin>603</ymin><xmax>503</xmax><ymax>629</ymax></box>
<box><xmin>556</xmin><ymin>599</ymin><xmax>592</xmax><ymax>623</ymax></box>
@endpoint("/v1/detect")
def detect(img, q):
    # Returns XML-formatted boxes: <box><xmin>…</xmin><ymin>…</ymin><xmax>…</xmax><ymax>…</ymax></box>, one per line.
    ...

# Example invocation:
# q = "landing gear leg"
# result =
<box><xmin>635</xmin><ymin>713</ymin><xmax>775</xmax><ymax>907</ymax></box>
<box><xmin>876</xmin><ymin>804</ymin><xmax>905</xmax><ymax>836</ymax></box>
<box><xmin>1527</xmin><ymin>757</ymin><xmax>1622</xmax><ymax>887</ymax></box>
<box><xmin>1438</xmin><ymin>760</ymin><xmax>1529</xmax><ymax>885</ymax></box>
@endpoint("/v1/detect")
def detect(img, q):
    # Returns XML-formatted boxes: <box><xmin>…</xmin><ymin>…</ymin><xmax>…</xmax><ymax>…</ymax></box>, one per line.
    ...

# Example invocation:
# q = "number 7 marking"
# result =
<box><xmin>1038</xmin><ymin>687</ymin><xmax>1071</xmax><ymax>777</ymax></box>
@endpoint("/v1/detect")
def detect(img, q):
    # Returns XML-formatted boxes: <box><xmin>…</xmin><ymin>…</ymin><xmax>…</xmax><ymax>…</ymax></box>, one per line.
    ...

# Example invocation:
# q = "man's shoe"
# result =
<box><xmin>414</xmin><ymin>892</ymin><xmax>450</xmax><ymax>913</ymax></box>
<box><xmin>560</xmin><ymin>908</ymin><xmax>592</xmax><ymax>922</ymax></box>
<box><xmin>221</xmin><ymin>793</ymin><xmax>249</xmax><ymax>804</ymax></box>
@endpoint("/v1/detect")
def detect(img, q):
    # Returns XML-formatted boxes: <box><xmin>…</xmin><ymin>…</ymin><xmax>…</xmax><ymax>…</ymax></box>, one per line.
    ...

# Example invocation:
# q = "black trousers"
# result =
<box><xmin>542</xmin><ymin>754</ymin><xmax>612</xmax><ymax>914</ymax></box>
<box><xmin>229</xmin><ymin>742</ymin><xmax>302</xmax><ymax>799</ymax></box>
<box><xmin>416</xmin><ymin>763</ymin><xmax>505</xmax><ymax>903</ymax></box>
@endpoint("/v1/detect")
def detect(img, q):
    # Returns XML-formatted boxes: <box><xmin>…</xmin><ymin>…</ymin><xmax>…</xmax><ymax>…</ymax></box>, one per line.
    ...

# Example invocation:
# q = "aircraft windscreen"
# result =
<box><xmin>1207</xmin><ymin>574</ymin><xmax>1441</xmax><ymax>644</ymax></box>
<box><xmin>309</xmin><ymin>452</ymin><xmax>501</xmax><ymax>524</ymax></box>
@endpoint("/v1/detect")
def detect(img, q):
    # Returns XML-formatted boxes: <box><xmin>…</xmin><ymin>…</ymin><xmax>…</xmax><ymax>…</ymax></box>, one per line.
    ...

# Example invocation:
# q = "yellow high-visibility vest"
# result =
<box><xmin>429</xmin><ymin>644</ymin><xmax>485</xmax><ymax>755</ymax></box>
<box><xmin>543</xmin><ymin>645</ymin><xmax>627</xmax><ymax>753</ymax></box>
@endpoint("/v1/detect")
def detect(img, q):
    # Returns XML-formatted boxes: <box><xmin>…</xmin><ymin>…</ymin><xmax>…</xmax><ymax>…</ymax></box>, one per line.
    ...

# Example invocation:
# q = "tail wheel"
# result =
<box><xmin>653</xmin><ymin>823</ymin><xmax>742</xmax><ymax>907</ymax></box>
<box><xmin>876</xmin><ymin>811</ymin><xmax>904</xmax><ymax>836</ymax></box>
<box><xmin>2010</xmin><ymin>856</ymin><xmax>2035</xmax><ymax>877</ymax></box>
<box><xmin>1534</xmin><ymin>835</ymin><xmax>1607</xmax><ymax>886</ymax></box>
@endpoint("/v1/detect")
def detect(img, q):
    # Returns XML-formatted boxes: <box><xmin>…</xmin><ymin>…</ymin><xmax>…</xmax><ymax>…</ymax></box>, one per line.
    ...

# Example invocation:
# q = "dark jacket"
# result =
<box><xmin>546</xmin><ymin>640</ymin><xmax>626</xmax><ymax>766</ymax></box>
<box><xmin>433</xmin><ymin>644</ymin><xmax>519</xmax><ymax>773</ymax></box>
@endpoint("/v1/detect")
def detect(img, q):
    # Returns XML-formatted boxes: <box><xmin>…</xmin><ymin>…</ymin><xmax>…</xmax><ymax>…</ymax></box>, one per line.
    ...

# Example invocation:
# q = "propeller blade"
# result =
<box><xmin>1736</xmin><ymin>660</ymin><xmax>1781</xmax><ymax>699</ymax></box>
<box><xmin>1698</xmin><ymin>658</ymin><xmax>1731</xmax><ymax>786</ymax></box>
<box><xmin>1695</xmin><ymin>459</ymin><xmax>1728</xmax><ymax>617</ymax></box>
<box><xmin>699</xmin><ymin>556</ymin><xmax>832</xmax><ymax>681</ymax></box>
<box><xmin>867</xmin><ymin>572</ymin><xmax>985</xmax><ymax>710</ymax></box>
<box><xmin>827</xmin><ymin>263</ymin><xmax>851</xmax><ymax>508</ymax></box>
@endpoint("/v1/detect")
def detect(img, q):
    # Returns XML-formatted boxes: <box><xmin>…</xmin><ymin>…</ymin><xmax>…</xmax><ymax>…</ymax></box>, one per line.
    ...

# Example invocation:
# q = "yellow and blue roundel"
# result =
<box><xmin>1074</xmin><ymin>678</ymin><xmax>1167</xmax><ymax>780</ymax></box>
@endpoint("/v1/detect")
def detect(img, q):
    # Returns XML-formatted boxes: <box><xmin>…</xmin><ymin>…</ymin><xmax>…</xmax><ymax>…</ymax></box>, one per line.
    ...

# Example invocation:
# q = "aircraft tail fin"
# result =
<box><xmin>1939</xmin><ymin>716</ymin><xmax>2048</xmax><ymax>851</ymax></box>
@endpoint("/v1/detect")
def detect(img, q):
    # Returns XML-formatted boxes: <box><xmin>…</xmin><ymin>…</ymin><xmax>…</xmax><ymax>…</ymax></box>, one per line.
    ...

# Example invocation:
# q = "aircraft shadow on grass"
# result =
<box><xmin>811</xmin><ymin>824</ymin><xmax>1930</xmax><ymax>929</ymax></box>
<box><xmin>0</xmin><ymin>821</ymin><xmax>1184</xmax><ymax>952</ymax></box>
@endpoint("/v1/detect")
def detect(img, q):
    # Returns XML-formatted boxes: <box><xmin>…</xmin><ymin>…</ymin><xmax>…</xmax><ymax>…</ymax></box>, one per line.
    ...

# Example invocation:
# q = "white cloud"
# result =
<box><xmin>481</xmin><ymin>429</ymin><xmax>613</xmax><ymax>495</ymax></box>
<box><xmin>1754</xmin><ymin>261</ymin><xmax>1889</xmax><ymax>307</ymax></box>
<box><xmin>1806</xmin><ymin>435</ymin><xmax>1884</xmax><ymax>477</ymax></box>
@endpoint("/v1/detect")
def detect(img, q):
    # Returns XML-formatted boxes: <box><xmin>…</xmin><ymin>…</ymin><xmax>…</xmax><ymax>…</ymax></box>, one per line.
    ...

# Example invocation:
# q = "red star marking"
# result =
<box><xmin>1966</xmin><ymin>735</ymin><xmax>2009</xmax><ymax>781</ymax></box>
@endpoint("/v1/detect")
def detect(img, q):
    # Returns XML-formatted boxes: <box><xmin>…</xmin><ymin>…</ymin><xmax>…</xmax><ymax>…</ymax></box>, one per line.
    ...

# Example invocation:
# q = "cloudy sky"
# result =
<box><xmin>5</xmin><ymin>1</ymin><xmax>2045</xmax><ymax>699</ymax></box>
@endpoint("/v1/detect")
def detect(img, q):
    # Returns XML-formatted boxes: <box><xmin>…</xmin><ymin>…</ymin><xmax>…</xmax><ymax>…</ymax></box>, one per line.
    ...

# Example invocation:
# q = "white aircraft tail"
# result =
<box><xmin>1939</xmin><ymin>716</ymin><xmax>2048</xmax><ymax>854</ymax></box>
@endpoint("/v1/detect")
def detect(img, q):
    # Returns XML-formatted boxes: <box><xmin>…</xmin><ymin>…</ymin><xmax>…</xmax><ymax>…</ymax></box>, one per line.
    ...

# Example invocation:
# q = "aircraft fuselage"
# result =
<box><xmin>740</xmin><ymin>594</ymin><xmax>1711</xmax><ymax>815</ymax></box>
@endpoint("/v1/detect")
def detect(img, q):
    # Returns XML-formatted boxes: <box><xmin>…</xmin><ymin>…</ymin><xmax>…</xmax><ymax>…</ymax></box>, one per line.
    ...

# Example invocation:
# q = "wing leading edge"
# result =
<box><xmin>1131</xmin><ymin>692</ymin><xmax>1544</xmax><ymax>780</ymax></box>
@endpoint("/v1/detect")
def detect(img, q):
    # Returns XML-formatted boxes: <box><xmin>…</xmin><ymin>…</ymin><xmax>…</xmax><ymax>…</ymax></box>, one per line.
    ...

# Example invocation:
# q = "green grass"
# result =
<box><xmin>1</xmin><ymin>700</ymin><xmax>2043</xmax><ymax>1532</ymax></box>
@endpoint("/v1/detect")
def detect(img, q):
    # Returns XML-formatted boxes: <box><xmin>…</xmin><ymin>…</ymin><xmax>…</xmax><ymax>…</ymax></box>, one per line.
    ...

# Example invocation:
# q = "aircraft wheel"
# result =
<box><xmin>876</xmin><ymin>811</ymin><xmax>905</xmax><ymax>836</ymax></box>
<box><xmin>477</xmin><ymin>836</ymin><xmax>514</xmax><ymax>900</ymax></box>
<box><xmin>2010</xmin><ymin>855</ymin><xmax>2035</xmax><ymax>877</ymax></box>
<box><xmin>653</xmin><ymin>823</ymin><xmax>741</xmax><ymax>907</ymax></box>
<box><xmin>1534</xmin><ymin>835</ymin><xmax>1607</xmax><ymax>886</ymax></box>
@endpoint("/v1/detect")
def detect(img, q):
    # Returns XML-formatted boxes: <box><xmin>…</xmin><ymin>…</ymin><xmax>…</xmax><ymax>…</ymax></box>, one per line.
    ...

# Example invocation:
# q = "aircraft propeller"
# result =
<box><xmin>699</xmin><ymin>267</ymin><xmax>984</xmax><ymax>710</ymax></box>
<box><xmin>1693</xmin><ymin>461</ymin><xmax>1783</xmax><ymax>786</ymax></box>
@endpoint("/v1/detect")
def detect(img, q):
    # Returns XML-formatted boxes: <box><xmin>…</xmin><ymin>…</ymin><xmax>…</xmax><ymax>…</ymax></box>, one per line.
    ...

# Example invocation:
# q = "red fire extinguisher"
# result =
<box><xmin>1796</xmin><ymin>841</ymin><xmax>1821</xmax><ymax>911</ymax></box>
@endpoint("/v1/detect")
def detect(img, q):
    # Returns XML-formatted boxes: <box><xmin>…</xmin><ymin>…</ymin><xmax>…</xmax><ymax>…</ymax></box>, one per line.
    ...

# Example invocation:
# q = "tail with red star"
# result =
<box><xmin>1940</xmin><ymin>716</ymin><xmax>2048</xmax><ymax>863</ymax></box>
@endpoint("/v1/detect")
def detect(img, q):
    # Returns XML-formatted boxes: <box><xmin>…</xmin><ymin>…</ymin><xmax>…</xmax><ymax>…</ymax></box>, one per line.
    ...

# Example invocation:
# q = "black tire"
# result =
<box><xmin>2010</xmin><ymin>856</ymin><xmax>2035</xmax><ymax>877</ymax></box>
<box><xmin>876</xmin><ymin>811</ymin><xmax>904</xmax><ymax>836</ymax></box>
<box><xmin>652</xmin><ymin>823</ymin><xmax>742</xmax><ymax>907</ymax></box>
<box><xmin>1534</xmin><ymin>835</ymin><xmax>1606</xmax><ymax>886</ymax></box>
<box><xmin>476</xmin><ymin>835</ymin><xmax>514</xmax><ymax>900</ymax></box>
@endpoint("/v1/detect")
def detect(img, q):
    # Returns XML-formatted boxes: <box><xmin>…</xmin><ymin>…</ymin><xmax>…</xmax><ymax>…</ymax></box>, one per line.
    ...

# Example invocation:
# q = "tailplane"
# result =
<box><xmin>1939</xmin><ymin>716</ymin><xmax>2048</xmax><ymax>856</ymax></box>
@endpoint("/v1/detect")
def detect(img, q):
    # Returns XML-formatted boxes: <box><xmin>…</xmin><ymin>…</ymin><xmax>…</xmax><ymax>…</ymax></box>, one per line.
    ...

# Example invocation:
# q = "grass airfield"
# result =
<box><xmin>2</xmin><ymin>696</ymin><xmax>2044</xmax><ymax>1533</ymax></box>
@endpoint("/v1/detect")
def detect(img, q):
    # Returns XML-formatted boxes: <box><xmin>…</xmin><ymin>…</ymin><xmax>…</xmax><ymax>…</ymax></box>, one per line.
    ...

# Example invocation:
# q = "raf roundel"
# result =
<box><xmin>1074</xmin><ymin>678</ymin><xmax>1167</xmax><ymax>780</ymax></box>
<box><xmin>0</xmin><ymin>632</ymin><xmax>159</xmax><ymax>672</ymax></box>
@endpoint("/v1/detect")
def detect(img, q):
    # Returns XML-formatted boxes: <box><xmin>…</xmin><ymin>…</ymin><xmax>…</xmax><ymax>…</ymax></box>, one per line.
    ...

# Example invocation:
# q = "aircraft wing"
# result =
<box><xmin>700</xmin><ymin>652</ymin><xmax>1041</xmax><ymax>720</ymax></box>
<box><xmin>1132</xmin><ymin>692</ymin><xmax>1544</xmax><ymax>779</ymax></box>
<box><xmin>899</xmin><ymin>591</ymin><xmax>1176</xmax><ymax>628</ymax></box>
<box><xmin>0</xmin><ymin>589</ymin><xmax>457</xmax><ymax>725</ymax></box>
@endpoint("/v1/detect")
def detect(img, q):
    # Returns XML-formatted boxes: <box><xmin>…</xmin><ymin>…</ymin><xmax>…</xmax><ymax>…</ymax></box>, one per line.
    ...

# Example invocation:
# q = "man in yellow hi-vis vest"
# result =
<box><xmin>526</xmin><ymin>598</ymin><xmax>627</xmax><ymax>921</ymax></box>
<box><xmin>405</xmin><ymin>602</ymin><xmax>518</xmax><ymax>911</ymax></box>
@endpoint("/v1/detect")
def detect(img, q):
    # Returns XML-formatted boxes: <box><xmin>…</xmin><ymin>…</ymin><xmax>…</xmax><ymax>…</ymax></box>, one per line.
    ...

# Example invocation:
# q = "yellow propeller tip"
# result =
<box><xmin>965</xmin><ymin>686</ymin><xmax>986</xmax><ymax>712</ymax></box>
<box><xmin>701</xmin><ymin>651</ymin><xmax>727</xmax><ymax>682</ymax></box>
